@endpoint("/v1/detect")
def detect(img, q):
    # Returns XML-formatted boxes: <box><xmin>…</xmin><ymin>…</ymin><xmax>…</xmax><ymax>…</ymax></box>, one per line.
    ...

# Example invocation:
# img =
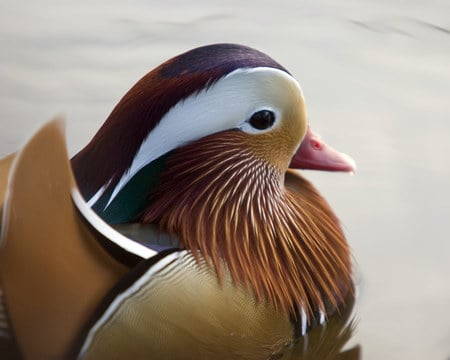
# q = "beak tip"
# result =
<box><xmin>340</xmin><ymin>152</ymin><xmax>357</xmax><ymax>174</ymax></box>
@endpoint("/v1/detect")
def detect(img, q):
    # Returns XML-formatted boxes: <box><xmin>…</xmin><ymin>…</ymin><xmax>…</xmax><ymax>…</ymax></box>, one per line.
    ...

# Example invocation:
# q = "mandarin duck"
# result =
<box><xmin>0</xmin><ymin>44</ymin><xmax>358</xmax><ymax>359</ymax></box>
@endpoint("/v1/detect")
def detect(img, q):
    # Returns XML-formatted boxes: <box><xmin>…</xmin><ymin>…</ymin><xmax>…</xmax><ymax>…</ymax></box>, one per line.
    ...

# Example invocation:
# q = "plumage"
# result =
<box><xmin>71</xmin><ymin>44</ymin><xmax>289</xmax><ymax>203</ymax></box>
<box><xmin>0</xmin><ymin>153</ymin><xmax>14</xmax><ymax>222</ymax></box>
<box><xmin>0</xmin><ymin>120</ymin><xmax>129</xmax><ymax>358</ymax></box>
<box><xmin>71</xmin><ymin>44</ymin><xmax>354</xmax><ymax>320</ymax></box>
<box><xmin>0</xmin><ymin>44</ymin><xmax>358</xmax><ymax>358</ymax></box>
<box><xmin>140</xmin><ymin>131</ymin><xmax>352</xmax><ymax>317</ymax></box>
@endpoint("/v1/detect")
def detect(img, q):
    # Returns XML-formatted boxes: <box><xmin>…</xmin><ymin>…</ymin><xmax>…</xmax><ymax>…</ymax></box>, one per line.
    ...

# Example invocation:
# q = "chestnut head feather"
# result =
<box><xmin>72</xmin><ymin>44</ymin><xmax>289</xmax><ymax>204</ymax></box>
<box><xmin>72</xmin><ymin>43</ymin><xmax>353</xmax><ymax>319</ymax></box>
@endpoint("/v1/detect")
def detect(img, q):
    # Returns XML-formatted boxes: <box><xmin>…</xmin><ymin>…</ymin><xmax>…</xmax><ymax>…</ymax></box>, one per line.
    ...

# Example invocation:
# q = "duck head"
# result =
<box><xmin>71</xmin><ymin>43</ymin><xmax>355</xmax><ymax>319</ymax></box>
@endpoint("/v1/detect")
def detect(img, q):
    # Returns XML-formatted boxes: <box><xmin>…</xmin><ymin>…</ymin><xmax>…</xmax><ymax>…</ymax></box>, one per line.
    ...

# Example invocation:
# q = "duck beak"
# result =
<box><xmin>289</xmin><ymin>126</ymin><xmax>356</xmax><ymax>172</ymax></box>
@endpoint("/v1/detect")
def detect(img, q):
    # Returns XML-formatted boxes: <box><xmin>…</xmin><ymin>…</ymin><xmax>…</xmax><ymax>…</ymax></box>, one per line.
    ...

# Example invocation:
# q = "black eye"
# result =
<box><xmin>248</xmin><ymin>110</ymin><xmax>275</xmax><ymax>130</ymax></box>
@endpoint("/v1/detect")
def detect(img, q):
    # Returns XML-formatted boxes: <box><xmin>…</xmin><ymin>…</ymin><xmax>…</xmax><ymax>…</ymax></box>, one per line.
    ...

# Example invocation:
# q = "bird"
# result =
<box><xmin>0</xmin><ymin>44</ymin><xmax>357</xmax><ymax>359</ymax></box>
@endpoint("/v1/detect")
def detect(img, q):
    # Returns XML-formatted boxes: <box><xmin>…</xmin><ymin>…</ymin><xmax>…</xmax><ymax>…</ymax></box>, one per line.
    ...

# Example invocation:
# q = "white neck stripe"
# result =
<box><xmin>72</xmin><ymin>188</ymin><xmax>157</xmax><ymax>259</ymax></box>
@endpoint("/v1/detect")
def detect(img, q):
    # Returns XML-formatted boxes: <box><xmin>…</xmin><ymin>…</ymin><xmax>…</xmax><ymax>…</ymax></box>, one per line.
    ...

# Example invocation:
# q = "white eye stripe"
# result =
<box><xmin>96</xmin><ymin>67</ymin><xmax>301</xmax><ymax>208</ymax></box>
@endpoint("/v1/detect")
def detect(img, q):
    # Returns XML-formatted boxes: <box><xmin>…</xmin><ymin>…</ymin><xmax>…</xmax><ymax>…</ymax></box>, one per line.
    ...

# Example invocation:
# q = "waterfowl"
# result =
<box><xmin>0</xmin><ymin>44</ymin><xmax>357</xmax><ymax>359</ymax></box>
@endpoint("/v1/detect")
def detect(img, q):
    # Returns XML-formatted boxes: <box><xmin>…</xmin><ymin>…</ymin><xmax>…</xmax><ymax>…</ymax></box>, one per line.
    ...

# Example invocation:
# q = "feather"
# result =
<box><xmin>141</xmin><ymin>131</ymin><xmax>352</xmax><ymax>321</ymax></box>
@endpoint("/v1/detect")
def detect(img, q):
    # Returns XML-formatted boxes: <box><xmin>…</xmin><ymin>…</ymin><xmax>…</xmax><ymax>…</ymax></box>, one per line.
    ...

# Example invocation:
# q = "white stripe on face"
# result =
<box><xmin>99</xmin><ymin>67</ymin><xmax>302</xmax><ymax>208</ymax></box>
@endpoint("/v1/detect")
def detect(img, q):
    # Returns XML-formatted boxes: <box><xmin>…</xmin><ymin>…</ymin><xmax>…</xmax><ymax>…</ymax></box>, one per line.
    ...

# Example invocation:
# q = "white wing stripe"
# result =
<box><xmin>71</xmin><ymin>188</ymin><xmax>157</xmax><ymax>260</ymax></box>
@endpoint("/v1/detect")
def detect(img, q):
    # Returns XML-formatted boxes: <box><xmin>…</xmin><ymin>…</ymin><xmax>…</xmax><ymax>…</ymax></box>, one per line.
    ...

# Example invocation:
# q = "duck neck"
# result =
<box><xmin>80</xmin><ymin>153</ymin><xmax>171</xmax><ymax>224</ymax></box>
<box><xmin>140</xmin><ymin>132</ymin><xmax>352</xmax><ymax>319</ymax></box>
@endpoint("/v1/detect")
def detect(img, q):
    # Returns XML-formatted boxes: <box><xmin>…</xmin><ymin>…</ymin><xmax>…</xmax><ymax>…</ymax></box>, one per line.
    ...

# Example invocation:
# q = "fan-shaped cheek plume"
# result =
<box><xmin>140</xmin><ymin>132</ymin><xmax>352</xmax><ymax>319</ymax></box>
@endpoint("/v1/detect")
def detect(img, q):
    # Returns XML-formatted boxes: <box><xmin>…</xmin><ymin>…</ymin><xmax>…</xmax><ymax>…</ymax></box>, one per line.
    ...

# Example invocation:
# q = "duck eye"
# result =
<box><xmin>248</xmin><ymin>110</ymin><xmax>275</xmax><ymax>130</ymax></box>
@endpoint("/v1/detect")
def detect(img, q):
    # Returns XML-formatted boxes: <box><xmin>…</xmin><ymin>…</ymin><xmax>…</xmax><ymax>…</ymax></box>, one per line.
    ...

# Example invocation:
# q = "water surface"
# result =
<box><xmin>1</xmin><ymin>1</ymin><xmax>449</xmax><ymax>359</ymax></box>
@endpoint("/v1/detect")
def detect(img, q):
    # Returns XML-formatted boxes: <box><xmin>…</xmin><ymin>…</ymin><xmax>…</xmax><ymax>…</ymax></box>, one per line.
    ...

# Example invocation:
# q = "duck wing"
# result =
<box><xmin>0</xmin><ymin>119</ymin><xmax>128</xmax><ymax>358</ymax></box>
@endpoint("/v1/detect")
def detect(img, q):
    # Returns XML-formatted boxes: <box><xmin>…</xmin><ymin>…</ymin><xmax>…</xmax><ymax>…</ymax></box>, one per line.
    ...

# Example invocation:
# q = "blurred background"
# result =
<box><xmin>0</xmin><ymin>1</ymin><xmax>449</xmax><ymax>359</ymax></box>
